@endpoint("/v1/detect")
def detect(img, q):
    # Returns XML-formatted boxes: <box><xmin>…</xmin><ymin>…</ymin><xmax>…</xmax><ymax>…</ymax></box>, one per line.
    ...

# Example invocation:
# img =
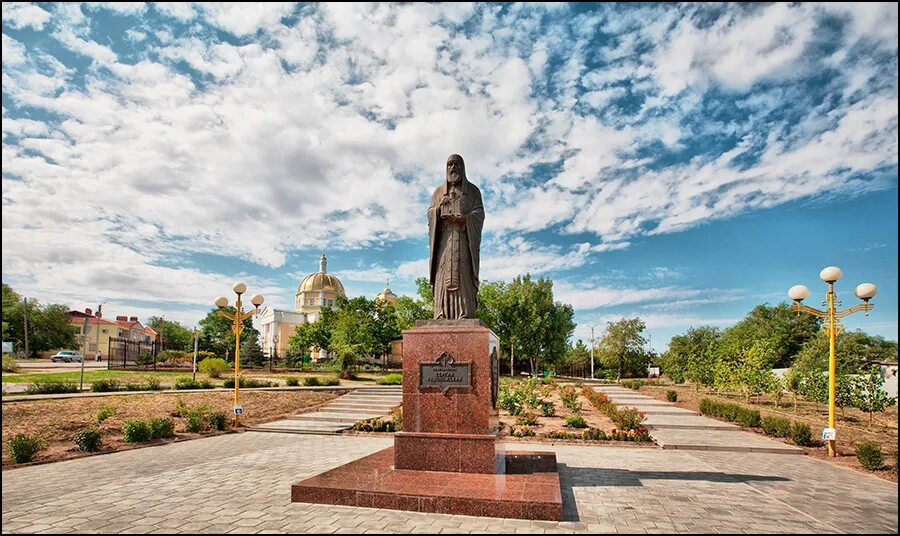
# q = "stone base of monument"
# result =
<box><xmin>291</xmin><ymin>320</ymin><xmax>563</xmax><ymax>521</ymax></box>
<box><xmin>290</xmin><ymin>447</ymin><xmax>562</xmax><ymax>520</ymax></box>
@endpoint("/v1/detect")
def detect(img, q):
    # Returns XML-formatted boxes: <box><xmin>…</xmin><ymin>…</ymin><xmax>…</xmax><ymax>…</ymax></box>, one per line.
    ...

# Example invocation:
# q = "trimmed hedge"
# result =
<box><xmin>8</xmin><ymin>434</ymin><xmax>43</xmax><ymax>463</ymax></box>
<box><xmin>25</xmin><ymin>381</ymin><xmax>78</xmax><ymax>395</ymax></box>
<box><xmin>701</xmin><ymin>398</ymin><xmax>815</xmax><ymax>446</ymax></box>
<box><xmin>376</xmin><ymin>373</ymin><xmax>403</xmax><ymax>385</ymax></box>
<box><xmin>74</xmin><ymin>428</ymin><xmax>103</xmax><ymax>452</ymax></box>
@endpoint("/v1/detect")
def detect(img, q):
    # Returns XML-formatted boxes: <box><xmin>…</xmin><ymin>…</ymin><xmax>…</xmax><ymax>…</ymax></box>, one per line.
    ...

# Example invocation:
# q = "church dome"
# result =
<box><xmin>296</xmin><ymin>255</ymin><xmax>346</xmax><ymax>295</ymax></box>
<box><xmin>376</xmin><ymin>282</ymin><xmax>398</xmax><ymax>306</ymax></box>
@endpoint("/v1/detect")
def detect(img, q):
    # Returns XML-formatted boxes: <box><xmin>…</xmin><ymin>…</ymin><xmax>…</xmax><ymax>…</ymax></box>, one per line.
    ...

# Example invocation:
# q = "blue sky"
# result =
<box><xmin>2</xmin><ymin>3</ymin><xmax>897</xmax><ymax>350</ymax></box>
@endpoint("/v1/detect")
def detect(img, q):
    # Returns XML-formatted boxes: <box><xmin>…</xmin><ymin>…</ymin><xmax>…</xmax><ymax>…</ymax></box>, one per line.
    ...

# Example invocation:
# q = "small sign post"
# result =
<box><xmin>821</xmin><ymin>428</ymin><xmax>836</xmax><ymax>441</ymax></box>
<box><xmin>234</xmin><ymin>405</ymin><xmax>243</xmax><ymax>416</ymax></box>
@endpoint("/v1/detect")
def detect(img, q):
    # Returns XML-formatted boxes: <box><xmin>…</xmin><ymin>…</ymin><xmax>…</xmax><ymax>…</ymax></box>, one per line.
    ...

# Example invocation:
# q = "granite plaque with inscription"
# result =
<box><xmin>419</xmin><ymin>352</ymin><xmax>471</xmax><ymax>393</ymax></box>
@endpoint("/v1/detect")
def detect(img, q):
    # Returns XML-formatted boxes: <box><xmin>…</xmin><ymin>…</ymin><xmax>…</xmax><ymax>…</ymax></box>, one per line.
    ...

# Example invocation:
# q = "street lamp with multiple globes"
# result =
<box><xmin>788</xmin><ymin>266</ymin><xmax>876</xmax><ymax>458</ymax></box>
<box><xmin>215</xmin><ymin>282</ymin><xmax>264</xmax><ymax>426</ymax></box>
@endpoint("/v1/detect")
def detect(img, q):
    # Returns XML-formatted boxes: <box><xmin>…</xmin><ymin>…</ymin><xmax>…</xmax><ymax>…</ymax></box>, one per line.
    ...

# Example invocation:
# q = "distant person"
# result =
<box><xmin>95</xmin><ymin>350</ymin><xmax>102</xmax><ymax>362</ymax></box>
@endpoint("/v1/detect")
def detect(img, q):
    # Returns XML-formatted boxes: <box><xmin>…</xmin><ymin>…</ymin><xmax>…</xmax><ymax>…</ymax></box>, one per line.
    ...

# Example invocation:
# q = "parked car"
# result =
<box><xmin>50</xmin><ymin>350</ymin><xmax>84</xmax><ymax>363</ymax></box>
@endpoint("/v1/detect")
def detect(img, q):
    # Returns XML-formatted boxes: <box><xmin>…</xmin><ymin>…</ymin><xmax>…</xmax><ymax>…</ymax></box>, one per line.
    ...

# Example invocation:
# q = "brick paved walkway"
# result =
<box><xmin>2</xmin><ymin>433</ymin><xmax>896</xmax><ymax>534</ymax></box>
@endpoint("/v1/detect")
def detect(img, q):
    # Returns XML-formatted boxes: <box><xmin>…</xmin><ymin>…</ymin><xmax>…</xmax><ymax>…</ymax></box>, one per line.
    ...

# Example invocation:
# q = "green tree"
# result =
<box><xmin>288</xmin><ymin>306</ymin><xmax>336</xmax><ymax>358</ymax></box>
<box><xmin>719</xmin><ymin>303</ymin><xmax>819</xmax><ymax>369</ymax></box>
<box><xmin>197</xmin><ymin>307</ymin><xmax>259</xmax><ymax>362</ymax></box>
<box><xmin>597</xmin><ymin>317</ymin><xmax>648</xmax><ymax>380</ymax></box>
<box><xmin>504</xmin><ymin>275</ymin><xmax>574</xmax><ymax>375</ymax></box>
<box><xmin>30</xmin><ymin>304</ymin><xmax>77</xmax><ymax>357</ymax></box>
<box><xmin>146</xmin><ymin>316</ymin><xmax>193</xmax><ymax>350</ymax></box>
<box><xmin>240</xmin><ymin>336</ymin><xmax>266</xmax><ymax>367</ymax></box>
<box><xmin>853</xmin><ymin>364</ymin><xmax>898</xmax><ymax>426</ymax></box>
<box><xmin>794</xmin><ymin>330</ymin><xmax>898</xmax><ymax>374</ymax></box>
<box><xmin>563</xmin><ymin>339</ymin><xmax>592</xmax><ymax>376</ymax></box>
<box><xmin>326</xmin><ymin>296</ymin><xmax>400</xmax><ymax>378</ymax></box>
<box><xmin>414</xmin><ymin>277</ymin><xmax>434</xmax><ymax>318</ymax></box>
<box><xmin>2</xmin><ymin>283</ymin><xmax>21</xmax><ymax>341</ymax></box>
<box><xmin>660</xmin><ymin>326</ymin><xmax>721</xmax><ymax>386</ymax></box>
<box><xmin>476</xmin><ymin>280</ymin><xmax>516</xmax><ymax>364</ymax></box>
<box><xmin>393</xmin><ymin>296</ymin><xmax>430</xmax><ymax>331</ymax></box>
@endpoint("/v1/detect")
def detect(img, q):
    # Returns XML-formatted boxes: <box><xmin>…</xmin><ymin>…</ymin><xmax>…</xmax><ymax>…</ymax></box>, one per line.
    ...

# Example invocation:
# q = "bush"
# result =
<box><xmin>559</xmin><ymin>385</ymin><xmax>581</xmax><ymax>413</ymax></box>
<box><xmin>156</xmin><ymin>350</ymin><xmax>187</xmax><ymax>365</ymax></box>
<box><xmin>25</xmin><ymin>381</ymin><xmax>78</xmax><ymax>395</ymax></box>
<box><xmin>621</xmin><ymin>379</ymin><xmax>644</xmax><ymax>390</ymax></box>
<box><xmin>321</xmin><ymin>377</ymin><xmax>340</xmax><ymax>386</ymax></box>
<box><xmin>611</xmin><ymin>407</ymin><xmax>646</xmax><ymax>431</ymax></box>
<box><xmin>223</xmin><ymin>376</ymin><xmax>276</xmax><ymax>388</ymax></box>
<box><xmin>790</xmin><ymin>422</ymin><xmax>813</xmax><ymax>446</ymax></box>
<box><xmin>735</xmin><ymin>408</ymin><xmax>761</xmax><ymax>428</ymax></box>
<box><xmin>2</xmin><ymin>355</ymin><xmax>18</xmax><ymax>372</ymax></box>
<box><xmin>581</xmin><ymin>428</ymin><xmax>607</xmax><ymax>440</ymax></box>
<box><xmin>285</xmin><ymin>377</ymin><xmax>300</xmax><ymax>386</ymax></box>
<box><xmin>303</xmin><ymin>376</ymin><xmax>320</xmax><ymax>386</ymax></box>
<box><xmin>855</xmin><ymin>441</ymin><xmax>884</xmax><ymax>471</ymax></box>
<box><xmin>666</xmin><ymin>390</ymin><xmax>678</xmax><ymax>402</ymax></box>
<box><xmin>122</xmin><ymin>419</ymin><xmax>153</xmax><ymax>442</ymax></box>
<box><xmin>539</xmin><ymin>399</ymin><xmax>556</xmax><ymax>417</ymax></box>
<box><xmin>542</xmin><ymin>430</ymin><xmax>577</xmax><ymax>440</ymax></box>
<box><xmin>761</xmin><ymin>415</ymin><xmax>793</xmax><ymax>437</ymax></box>
<box><xmin>510</xmin><ymin>425</ymin><xmax>536</xmax><ymax>437</ymax></box>
<box><xmin>564</xmin><ymin>414</ymin><xmax>588</xmax><ymax>428</ymax></box>
<box><xmin>208</xmin><ymin>412</ymin><xmax>227</xmax><ymax>431</ymax></box>
<box><xmin>183</xmin><ymin>405</ymin><xmax>210</xmax><ymax>433</ymax></box>
<box><xmin>516</xmin><ymin>411</ymin><xmax>539</xmax><ymax>426</ymax></box>
<box><xmin>96</xmin><ymin>404</ymin><xmax>117</xmax><ymax>423</ymax></box>
<box><xmin>198</xmin><ymin>357</ymin><xmax>229</xmax><ymax>378</ymax></box>
<box><xmin>376</xmin><ymin>373</ymin><xmax>403</xmax><ymax>385</ymax></box>
<box><xmin>74</xmin><ymin>428</ymin><xmax>103</xmax><ymax>452</ymax></box>
<box><xmin>8</xmin><ymin>434</ymin><xmax>43</xmax><ymax>463</ymax></box>
<box><xmin>143</xmin><ymin>377</ymin><xmax>162</xmax><ymax>391</ymax></box>
<box><xmin>149</xmin><ymin>417</ymin><xmax>175</xmax><ymax>439</ymax></box>
<box><xmin>173</xmin><ymin>377</ymin><xmax>214</xmax><ymax>390</ymax></box>
<box><xmin>91</xmin><ymin>379</ymin><xmax>122</xmax><ymax>392</ymax></box>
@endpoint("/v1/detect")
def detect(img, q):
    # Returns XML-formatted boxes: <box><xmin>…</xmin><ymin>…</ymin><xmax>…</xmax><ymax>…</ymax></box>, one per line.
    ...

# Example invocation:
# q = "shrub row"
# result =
<box><xmin>541</xmin><ymin>427</ymin><xmax>651</xmax><ymax>442</ymax></box>
<box><xmin>699</xmin><ymin>399</ymin><xmax>814</xmax><ymax>446</ymax></box>
<box><xmin>25</xmin><ymin>381</ymin><xmax>79</xmax><ymax>395</ymax></box>
<box><xmin>352</xmin><ymin>406</ymin><xmax>402</xmax><ymax>432</ymax></box>
<box><xmin>621</xmin><ymin>379</ymin><xmax>645</xmax><ymax>390</ymax></box>
<box><xmin>582</xmin><ymin>387</ymin><xmax>649</xmax><ymax>437</ymax></box>
<box><xmin>91</xmin><ymin>378</ymin><xmax>162</xmax><ymax>393</ymax></box>
<box><xmin>375</xmin><ymin>373</ymin><xmax>403</xmax><ymax>385</ymax></box>
<box><xmin>222</xmin><ymin>376</ymin><xmax>276</xmax><ymax>388</ymax></box>
<box><xmin>175</xmin><ymin>400</ymin><xmax>227</xmax><ymax>432</ymax></box>
<box><xmin>301</xmin><ymin>376</ymin><xmax>341</xmax><ymax>387</ymax></box>
<box><xmin>173</xmin><ymin>377</ymin><xmax>214</xmax><ymax>390</ymax></box>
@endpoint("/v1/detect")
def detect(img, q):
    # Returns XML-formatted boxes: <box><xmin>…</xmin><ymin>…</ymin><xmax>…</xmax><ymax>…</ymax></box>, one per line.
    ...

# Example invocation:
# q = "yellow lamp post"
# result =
<box><xmin>788</xmin><ymin>266</ymin><xmax>877</xmax><ymax>457</ymax></box>
<box><xmin>215</xmin><ymin>282</ymin><xmax>265</xmax><ymax>426</ymax></box>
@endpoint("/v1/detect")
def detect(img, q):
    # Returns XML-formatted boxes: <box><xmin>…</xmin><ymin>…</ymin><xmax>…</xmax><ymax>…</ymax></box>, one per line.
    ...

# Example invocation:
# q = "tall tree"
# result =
<box><xmin>504</xmin><ymin>274</ymin><xmax>575</xmax><ymax>375</ymax></box>
<box><xmin>564</xmin><ymin>339</ymin><xmax>592</xmax><ymax>375</ymax></box>
<box><xmin>661</xmin><ymin>326</ymin><xmax>721</xmax><ymax>386</ymax></box>
<box><xmin>719</xmin><ymin>303</ymin><xmax>820</xmax><ymax>369</ymax></box>
<box><xmin>1</xmin><ymin>286</ymin><xmax>75</xmax><ymax>357</ymax></box>
<box><xmin>146</xmin><ymin>316</ymin><xmax>193</xmax><ymax>350</ymax></box>
<box><xmin>197</xmin><ymin>306</ymin><xmax>259</xmax><ymax>361</ymax></box>
<box><xmin>393</xmin><ymin>296</ymin><xmax>431</xmax><ymax>331</ymax></box>
<box><xmin>597</xmin><ymin>317</ymin><xmax>648</xmax><ymax>380</ymax></box>
<box><xmin>327</xmin><ymin>296</ymin><xmax>400</xmax><ymax>378</ymax></box>
<box><xmin>476</xmin><ymin>280</ymin><xmax>515</xmax><ymax>358</ymax></box>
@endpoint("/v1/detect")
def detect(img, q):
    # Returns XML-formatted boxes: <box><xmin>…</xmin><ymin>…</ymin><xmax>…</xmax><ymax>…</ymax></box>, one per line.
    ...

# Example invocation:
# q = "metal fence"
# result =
<box><xmin>107</xmin><ymin>338</ymin><xmax>163</xmax><ymax>369</ymax></box>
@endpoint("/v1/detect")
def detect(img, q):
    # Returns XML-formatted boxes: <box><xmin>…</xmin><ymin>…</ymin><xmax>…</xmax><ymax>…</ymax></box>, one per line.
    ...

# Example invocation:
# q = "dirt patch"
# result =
<box><xmin>640</xmin><ymin>383</ymin><xmax>898</xmax><ymax>482</ymax></box>
<box><xmin>2</xmin><ymin>390</ymin><xmax>342</xmax><ymax>469</ymax></box>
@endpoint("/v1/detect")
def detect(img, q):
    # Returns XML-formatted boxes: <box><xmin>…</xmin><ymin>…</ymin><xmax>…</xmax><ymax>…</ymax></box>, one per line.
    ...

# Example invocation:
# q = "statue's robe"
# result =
<box><xmin>427</xmin><ymin>177</ymin><xmax>484</xmax><ymax>319</ymax></box>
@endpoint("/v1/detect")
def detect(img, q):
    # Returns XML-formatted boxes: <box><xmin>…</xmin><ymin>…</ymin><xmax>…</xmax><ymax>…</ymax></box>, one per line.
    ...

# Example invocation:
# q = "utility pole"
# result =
<box><xmin>192</xmin><ymin>328</ymin><xmax>199</xmax><ymax>382</ymax></box>
<box><xmin>22</xmin><ymin>297</ymin><xmax>29</xmax><ymax>358</ymax></box>
<box><xmin>590</xmin><ymin>326</ymin><xmax>595</xmax><ymax>380</ymax></box>
<box><xmin>510</xmin><ymin>339</ymin><xmax>515</xmax><ymax>377</ymax></box>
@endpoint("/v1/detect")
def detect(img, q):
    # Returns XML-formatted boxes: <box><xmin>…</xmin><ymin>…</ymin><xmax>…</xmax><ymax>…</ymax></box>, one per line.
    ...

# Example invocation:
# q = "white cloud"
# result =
<box><xmin>198</xmin><ymin>2</ymin><xmax>295</xmax><ymax>37</ymax></box>
<box><xmin>2</xmin><ymin>34</ymin><xmax>28</xmax><ymax>67</ymax></box>
<box><xmin>2</xmin><ymin>2</ymin><xmax>51</xmax><ymax>30</ymax></box>
<box><xmin>155</xmin><ymin>2</ymin><xmax>197</xmax><ymax>21</ymax></box>
<box><xmin>86</xmin><ymin>2</ymin><xmax>147</xmax><ymax>16</ymax></box>
<box><xmin>52</xmin><ymin>27</ymin><xmax>119</xmax><ymax>64</ymax></box>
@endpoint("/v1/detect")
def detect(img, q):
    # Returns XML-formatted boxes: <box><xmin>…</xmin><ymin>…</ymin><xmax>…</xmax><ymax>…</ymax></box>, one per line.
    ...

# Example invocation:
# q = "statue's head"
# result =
<box><xmin>446</xmin><ymin>154</ymin><xmax>465</xmax><ymax>185</ymax></box>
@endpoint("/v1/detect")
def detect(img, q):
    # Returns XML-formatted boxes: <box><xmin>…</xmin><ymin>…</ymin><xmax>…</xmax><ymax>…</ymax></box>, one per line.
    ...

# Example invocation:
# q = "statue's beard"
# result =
<box><xmin>448</xmin><ymin>171</ymin><xmax>462</xmax><ymax>184</ymax></box>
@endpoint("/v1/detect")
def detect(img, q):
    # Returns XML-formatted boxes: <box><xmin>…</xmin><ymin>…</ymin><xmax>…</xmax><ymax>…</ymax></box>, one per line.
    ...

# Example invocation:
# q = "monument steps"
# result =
<box><xmin>248</xmin><ymin>387</ymin><xmax>400</xmax><ymax>434</ymax></box>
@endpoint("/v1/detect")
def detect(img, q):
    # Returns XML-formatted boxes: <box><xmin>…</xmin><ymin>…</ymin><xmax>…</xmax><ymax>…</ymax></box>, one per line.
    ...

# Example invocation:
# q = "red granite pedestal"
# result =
<box><xmin>291</xmin><ymin>320</ymin><xmax>563</xmax><ymax>520</ymax></box>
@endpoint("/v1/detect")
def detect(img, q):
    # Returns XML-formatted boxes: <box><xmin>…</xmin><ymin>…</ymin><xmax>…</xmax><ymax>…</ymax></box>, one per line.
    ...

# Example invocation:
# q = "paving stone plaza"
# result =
<box><xmin>2</xmin><ymin>428</ymin><xmax>897</xmax><ymax>534</ymax></box>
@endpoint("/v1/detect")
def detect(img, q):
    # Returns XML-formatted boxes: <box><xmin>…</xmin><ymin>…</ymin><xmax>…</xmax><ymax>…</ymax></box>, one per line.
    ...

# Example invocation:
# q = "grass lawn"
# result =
<box><xmin>2</xmin><ymin>390</ymin><xmax>343</xmax><ymax>468</ymax></box>
<box><xmin>2</xmin><ymin>370</ymin><xmax>191</xmax><ymax>384</ymax></box>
